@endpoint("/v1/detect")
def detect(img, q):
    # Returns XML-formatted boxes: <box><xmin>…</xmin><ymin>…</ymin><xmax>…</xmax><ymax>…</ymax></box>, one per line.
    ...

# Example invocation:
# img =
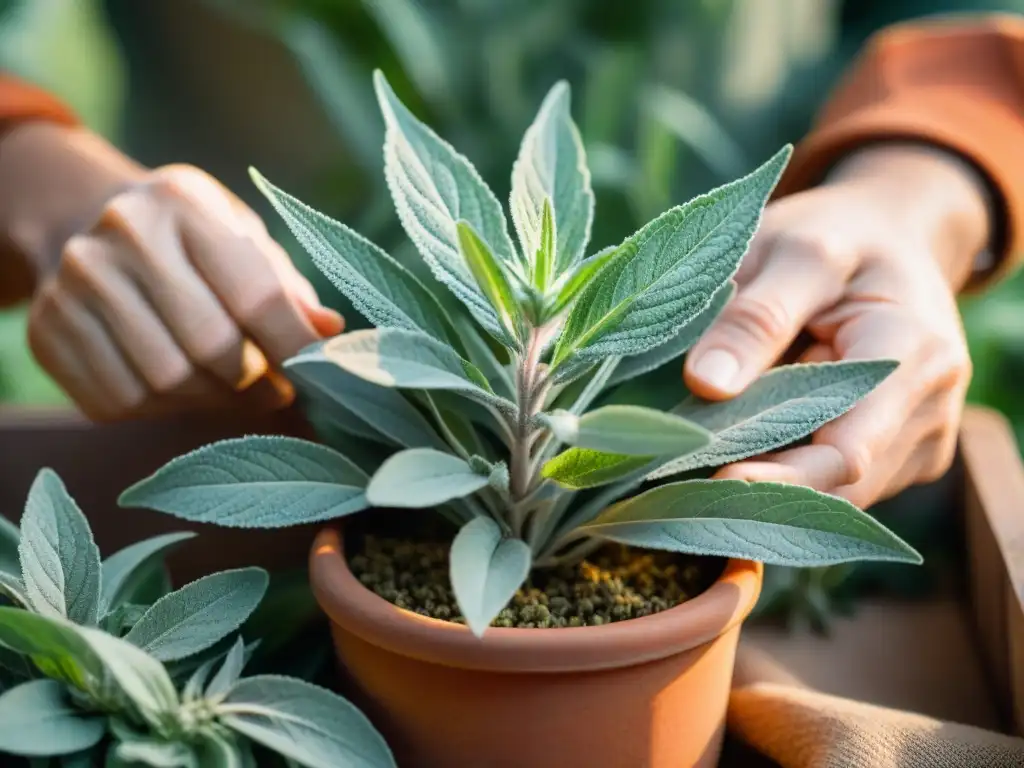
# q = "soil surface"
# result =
<box><xmin>348</xmin><ymin>531</ymin><xmax>724</xmax><ymax>629</ymax></box>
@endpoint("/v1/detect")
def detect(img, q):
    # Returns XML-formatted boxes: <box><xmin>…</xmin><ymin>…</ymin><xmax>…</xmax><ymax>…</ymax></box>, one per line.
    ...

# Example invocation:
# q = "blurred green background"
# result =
<box><xmin>1</xmin><ymin>0</ymin><xmax>1022</xmax><ymax>452</ymax></box>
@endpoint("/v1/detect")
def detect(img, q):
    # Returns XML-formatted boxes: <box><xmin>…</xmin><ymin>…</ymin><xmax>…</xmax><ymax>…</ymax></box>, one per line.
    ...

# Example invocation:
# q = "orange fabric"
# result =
<box><xmin>778</xmin><ymin>14</ymin><xmax>1024</xmax><ymax>284</ymax></box>
<box><xmin>0</xmin><ymin>74</ymin><xmax>77</xmax><ymax>131</ymax></box>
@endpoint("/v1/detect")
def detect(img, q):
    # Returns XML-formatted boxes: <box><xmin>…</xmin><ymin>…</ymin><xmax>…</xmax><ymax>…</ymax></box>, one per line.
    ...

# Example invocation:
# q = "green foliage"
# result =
<box><xmin>0</xmin><ymin>470</ymin><xmax>395</xmax><ymax>767</ymax></box>
<box><xmin>122</xmin><ymin>75</ymin><xmax>919</xmax><ymax>638</ymax></box>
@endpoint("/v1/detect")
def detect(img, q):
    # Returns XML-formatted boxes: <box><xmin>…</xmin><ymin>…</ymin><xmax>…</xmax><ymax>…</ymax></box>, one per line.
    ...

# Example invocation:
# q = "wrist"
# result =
<box><xmin>0</xmin><ymin>122</ymin><xmax>146</xmax><ymax>303</ymax></box>
<box><xmin>826</xmin><ymin>142</ymin><xmax>991</xmax><ymax>291</ymax></box>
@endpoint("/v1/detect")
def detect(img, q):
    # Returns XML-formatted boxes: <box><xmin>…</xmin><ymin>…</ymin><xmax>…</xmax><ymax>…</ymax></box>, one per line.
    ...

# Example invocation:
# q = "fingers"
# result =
<box><xmin>161</xmin><ymin>168</ymin><xmax>341</xmax><ymax>363</ymax></box>
<box><xmin>684</xmin><ymin>231</ymin><xmax>851</xmax><ymax>400</ymax></box>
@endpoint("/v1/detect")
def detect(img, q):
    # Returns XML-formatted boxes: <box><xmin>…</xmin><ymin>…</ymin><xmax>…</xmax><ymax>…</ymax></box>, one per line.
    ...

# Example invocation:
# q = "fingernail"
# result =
<box><xmin>237</xmin><ymin>340</ymin><xmax>270</xmax><ymax>391</ymax></box>
<box><xmin>692</xmin><ymin>349</ymin><xmax>740</xmax><ymax>392</ymax></box>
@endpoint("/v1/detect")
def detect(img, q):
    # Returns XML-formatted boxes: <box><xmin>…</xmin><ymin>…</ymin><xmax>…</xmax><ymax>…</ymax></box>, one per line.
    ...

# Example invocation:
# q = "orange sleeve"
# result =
<box><xmin>776</xmin><ymin>14</ymin><xmax>1024</xmax><ymax>284</ymax></box>
<box><xmin>0</xmin><ymin>74</ymin><xmax>77</xmax><ymax>131</ymax></box>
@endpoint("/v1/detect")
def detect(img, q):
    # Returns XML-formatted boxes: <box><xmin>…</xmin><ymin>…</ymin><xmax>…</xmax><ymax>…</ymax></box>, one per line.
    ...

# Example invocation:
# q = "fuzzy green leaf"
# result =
<box><xmin>251</xmin><ymin>168</ymin><xmax>459</xmax><ymax>347</ymax></box>
<box><xmin>457</xmin><ymin>220</ymin><xmax>525</xmax><ymax>344</ymax></box>
<box><xmin>313</xmin><ymin>328</ymin><xmax>514</xmax><ymax>412</ymax></box>
<box><xmin>110</xmin><ymin>736</ymin><xmax>196</xmax><ymax>768</ymax></box>
<box><xmin>375</xmin><ymin>69</ymin><xmax>519</xmax><ymax>344</ymax></box>
<box><xmin>0</xmin><ymin>514</ymin><xmax>19</xmax><ymax>577</ymax></box>
<box><xmin>547</xmin><ymin>243</ymin><xmax>619</xmax><ymax>320</ymax></box>
<box><xmin>541</xmin><ymin>449</ymin><xmax>653</xmax><ymax>491</ymax></box>
<box><xmin>511</xmin><ymin>81</ymin><xmax>593</xmax><ymax>276</ymax></box>
<box><xmin>533</xmin><ymin>199</ymin><xmax>555</xmax><ymax>292</ymax></box>
<box><xmin>100</xmin><ymin>532</ymin><xmax>196</xmax><ymax>615</ymax></box>
<box><xmin>0</xmin><ymin>608</ymin><xmax>103</xmax><ymax>692</ymax></box>
<box><xmin>580</xmin><ymin>479</ymin><xmax>922</xmax><ymax>566</ymax></box>
<box><xmin>124</xmin><ymin>568</ymin><xmax>267</xmax><ymax>662</ymax></box>
<box><xmin>196</xmin><ymin>731</ymin><xmax>245</xmax><ymax>768</ymax></box>
<box><xmin>286</xmin><ymin>346</ymin><xmax>446</xmax><ymax>450</ymax></box>
<box><xmin>449</xmin><ymin>517</ymin><xmax>530</xmax><ymax>637</ymax></box>
<box><xmin>204</xmin><ymin>636</ymin><xmax>247</xmax><ymax>702</ymax></box>
<box><xmin>552</xmin><ymin>146</ymin><xmax>790</xmax><ymax>368</ymax></box>
<box><xmin>367</xmin><ymin>449</ymin><xmax>491</xmax><ymax>509</ymax></box>
<box><xmin>19</xmin><ymin>470</ymin><xmax>101</xmax><ymax>625</ymax></box>
<box><xmin>119</xmin><ymin>437</ymin><xmax>368</xmax><ymax>529</ymax></box>
<box><xmin>649</xmin><ymin>360</ymin><xmax>899</xmax><ymax>479</ymax></box>
<box><xmin>607</xmin><ymin>280</ymin><xmax>735</xmax><ymax>387</ymax></box>
<box><xmin>0</xmin><ymin>570</ymin><xmax>27</xmax><ymax>606</ymax></box>
<box><xmin>220</xmin><ymin>675</ymin><xmax>396</xmax><ymax>768</ymax></box>
<box><xmin>542</xmin><ymin>405</ymin><xmax>711</xmax><ymax>456</ymax></box>
<box><xmin>0</xmin><ymin>679</ymin><xmax>104</xmax><ymax>757</ymax></box>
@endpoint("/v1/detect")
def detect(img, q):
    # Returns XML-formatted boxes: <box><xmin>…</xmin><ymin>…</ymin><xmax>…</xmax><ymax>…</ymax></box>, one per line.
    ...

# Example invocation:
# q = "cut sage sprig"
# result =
<box><xmin>120</xmin><ymin>72</ymin><xmax>920</xmax><ymax>638</ymax></box>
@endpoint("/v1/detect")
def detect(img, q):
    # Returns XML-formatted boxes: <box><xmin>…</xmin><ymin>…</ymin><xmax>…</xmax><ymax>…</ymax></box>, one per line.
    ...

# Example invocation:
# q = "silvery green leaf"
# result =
<box><xmin>101</xmin><ymin>603</ymin><xmax>147</xmax><ymax>637</ymax></box>
<box><xmin>546</xmin><ymin>243</ymin><xmax>619</xmax><ymax>319</ymax></box>
<box><xmin>542</xmin><ymin>405</ymin><xmax>711</xmax><ymax>456</ymax></box>
<box><xmin>488</xmin><ymin>462</ymin><xmax>510</xmax><ymax>497</ymax></box>
<box><xmin>0</xmin><ymin>513</ymin><xmax>19</xmax><ymax>577</ymax></box>
<box><xmin>204</xmin><ymin>636</ymin><xmax>247</xmax><ymax>701</ymax></box>
<box><xmin>649</xmin><ymin>360</ymin><xmax>899</xmax><ymax>479</ymax></box>
<box><xmin>19</xmin><ymin>469</ymin><xmax>101</xmax><ymax>625</ymax></box>
<box><xmin>0</xmin><ymin>570</ymin><xmax>27</xmax><ymax>606</ymax></box>
<box><xmin>124</xmin><ymin>568</ymin><xmax>267</xmax><ymax>663</ymax></box>
<box><xmin>457</xmin><ymin>221</ymin><xmax>525</xmax><ymax>345</ymax></box>
<box><xmin>552</xmin><ymin>146</ymin><xmax>791</xmax><ymax>368</ymax></box>
<box><xmin>449</xmin><ymin>517</ymin><xmax>530</xmax><ymax>637</ymax></box>
<box><xmin>314</xmin><ymin>328</ymin><xmax>515</xmax><ymax>413</ymax></box>
<box><xmin>79</xmin><ymin>626</ymin><xmax>179</xmax><ymax>723</ymax></box>
<box><xmin>100</xmin><ymin>532</ymin><xmax>196</xmax><ymax>615</ymax></box>
<box><xmin>251</xmin><ymin>169</ymin><xmax>459</xmax><ymax>347</ymax></box>
<box><xmin>375</xmin><ymin>69</ymin><xmax>519</xmax><ymax>343</ymax></box>
<box><xmin>112</xmin><ymin>738</ymin><xmax>196</xmax><ymax>768</ymax></box>
<box><xmin>220</xmin><ymin>675</ymin><xmax>396</xmax><ymax>768</ymax></box>
<box><xmin>0</xmin><ymin>607</ymin><xmax>103</xmax><ymax>691</ymax></box>
<box><xmin>580</xmin><ymin>479</ymin><xmax>923</xmax><ymax>566</ymax></box>
<box><xmin>608</xmin><ymin>280</ymin><xmax>735</xmax><ymax>387</ymax></box>
<box><xmin>119</xmin><ymin>437</ymin><xmax>369</xmax><ymax>529</ymax></box>
<box><xmin>542</xmin><ymin>449</ymin><xmax>653</xmax><ymax>491</ymax></box>
<box><xmin>0</xmin><ymin>679</ymin><xmax>104</xmax><ymax>756</ymax></box>
<box><xmin>196</xmin><ymin>731</ymin><xmax>245</xmax><ymax>768</ymax></box>
<box><xmin>182</xmin><ymin>654</ymin><xmax>218</xmax><ymax>703</ymax></box>
<box><xmin>287</xmin><ymin>348</ymin><xmax>446</xmax><ymax>450</ymax></box>
<box><xmin>510</xmin><ymin>81</ymin><xmax>594</xmax><ymax>276</ymax></box>
<box><xmin>450</xmin><ymin>312</ymin><xmax>515</xmax><ymax>400</ymax></box>
<box><xmin>367</xmin><ymin>449</ymin><xmax>490</xmax><ymax>509</ymax></box>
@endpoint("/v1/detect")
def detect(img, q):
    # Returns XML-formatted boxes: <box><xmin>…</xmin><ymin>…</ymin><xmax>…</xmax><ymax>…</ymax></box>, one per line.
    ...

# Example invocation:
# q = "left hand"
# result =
<box><xmin>683</xmin><ymin>143</ymin><xmax>992</xmax><ymax>509</ymax></box>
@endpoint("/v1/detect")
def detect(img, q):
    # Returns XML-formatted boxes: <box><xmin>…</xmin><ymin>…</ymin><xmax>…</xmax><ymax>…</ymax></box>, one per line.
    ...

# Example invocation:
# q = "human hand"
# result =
<box><xmin>3</xmin><ymin>125</ymin><xmax>342</xmax><ymax>421</ymax></box>
<box><xmin>683</xmin><ymin>144</ymin><xmax>991</xmax><ymax>508</ymax></box>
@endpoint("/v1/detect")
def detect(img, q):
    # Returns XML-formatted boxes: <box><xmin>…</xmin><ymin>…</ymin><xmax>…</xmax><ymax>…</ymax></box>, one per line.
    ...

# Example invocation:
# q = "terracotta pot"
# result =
<box><xmin>310</xmin><ymin>526</ymin><xmax>763</xmax><ymax>768</ymax></box>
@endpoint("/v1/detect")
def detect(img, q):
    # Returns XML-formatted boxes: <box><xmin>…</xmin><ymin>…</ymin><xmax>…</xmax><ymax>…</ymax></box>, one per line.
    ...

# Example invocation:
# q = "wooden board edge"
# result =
<box><xmin>960</xmin><ymin>406</ymin><xmax>1024</xmax><ymax>733</ymax></box>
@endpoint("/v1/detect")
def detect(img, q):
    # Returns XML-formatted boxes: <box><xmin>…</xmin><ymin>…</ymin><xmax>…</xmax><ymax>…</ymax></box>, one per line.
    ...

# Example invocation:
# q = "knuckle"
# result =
<box><xmin>829</xmin><ymin>437</ymin><xmax>873</xmax><ymax>487</ymax></box>
<box><xmin>148</xmin><ymin>164</ymin><xmax>205</xmax><ymax>202</ymax></box>
<box><xmin>774</xmin><ymin>231</ymin><xmax>854</xmax><ymax>273</ymax></box>
<box><xmin>148</xmin><ymin>360</ymin><xmax>194</xmax><ymax>396</ymax></box>
<box><xmin>724</xmin><ymin>295</ymin><xmax>792</xmax><ymax>344</ymax></box>
<box><xmin>59</xmin><ymin>236</ymin><xmax>103</xmax><ymax>289</ymax></box>
<box><xmin>237</xmin><ymin>285</ymin><xmax>289</xmax><ymax>327</ymax></box>
<box><xmin>191</xmin><ymin>325</ymin><xmax>244</xmax><ymax>368</ymax></box>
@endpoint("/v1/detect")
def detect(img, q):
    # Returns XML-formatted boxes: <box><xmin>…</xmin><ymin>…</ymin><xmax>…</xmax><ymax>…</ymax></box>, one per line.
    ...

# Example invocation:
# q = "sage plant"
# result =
<box><xmin>121</xmin><ymin>73</ymin><xmax>920</xmax><ymax>636</ymax></box>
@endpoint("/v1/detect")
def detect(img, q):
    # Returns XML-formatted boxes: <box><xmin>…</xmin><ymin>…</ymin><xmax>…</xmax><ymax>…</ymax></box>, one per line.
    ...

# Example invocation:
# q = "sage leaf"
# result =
<box><xmin>314</xmin><ymin>328</ymin><xmax>514</xmax><ymax>412</ymax></box>
<box><xmin>449</xmin><ymin>517</ymin><xmax>530</xmax><ymax>637</ymax></box>
<box><xmin>608</xmin><ymin>280</ymin><xmax>735</xmax><ymax>387</ymax></box>
<box><xmin>0</xmin><ymin>513</ymin><xmax>19</xmax><ymax>577</ymax></box>
<box><xmin>375</xmin><ymin>69</ymin><xmax>519</xmax><ymax>343</ymax></box>
<box><xmin>367</xmin><ymin>449</ymin><xmax>491</xmax><ymax>508</ymax></box>
<box><xmin>0</xmin><ymin>570</ymin><xmax>27</xmax><ymax>606</ymax></box>
<box><xmin>649</xmin><ymin>360</ymin><xmax>899</xmax><ymax>479</ymax></box>
<box><xmin>580</xmin><ymin>479</ymin><xmax>923</xmax><ymax>566</ymax></box>
<box><xmin>251</xmin><ymin>168</ymin><xmax>459</xmax><ymax>346</ymax></box>
<box><xmin>542</xmin><ymin>449</ymin><xmax>653</xmax><ymax>491</ymax></box>
<box><xmin>196</xmin><ymin>731</ymin><xmax>246</xmax><ymax>768</ymax></box>
<box><xmin>287</xmin><ymin>347</ymin><xmax>447</xmax><ymax>449</ymax></box>
<box><xmin>124</xmin><ymin>568</ymin><xmax>268</xmax><ymax>662</ymax></box>
<box><xmin>119</xmin><ymin>437</ymin><xmax>369</xmax><ymax>529</ymax></box>
<box><xmin>111</xmin><ymin>738</ymin><xmax>196</xmax><ymax>767</ymax></box>
<box><xmin>552</xmin><ymin>146</ymin><xmax>790</xmax><ymax>367</ymax></box>
<box><xmin>457</xmin><ymin>220</ymin><xmax>525</xmax><ymax>345</ymax></box>
<box><xmin>547</xmin><ymin>243</ymin><xmax>618</xmax><ymax>319</ymax></box>
<box><xmin>542</xmin><ymin>405</ymin><xmax>711</xmax><ymax>456</ymax></box>
<box><xmin>510</xmin><ymin>81</ymin><xmax>594</xmax><ymax>275</ymax></box>
<box><xmin>220</xmin><ymin>675</ymin><xmax>396</xmax><ymax>768</ymax></box>
<box><xmin>205</xmin><ymin>636</ymin><xmax>247</xmax><ymax>701</ymax></box>
<box><xmin>18</xmin><ymin>470</ymin><xmax>101</xmax><ymax>626</ymax></box>
<box><xmin>0</xmin><ymin>607</ymin><xmax>103</xmax><ymax>692</ymax></box>
<box><xmin>0</xmin><ymin>679</ymin><xmax>105</xmax><ymax>756</ymax></box>
<box><xmin>100</xmin><ymin>532</ymin><xmax>197</xmax><ymax>615</ymax></box>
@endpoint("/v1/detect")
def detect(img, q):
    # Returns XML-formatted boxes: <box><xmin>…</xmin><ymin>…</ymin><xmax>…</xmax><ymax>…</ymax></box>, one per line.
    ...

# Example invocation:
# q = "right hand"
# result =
<box><xmin>27</xmin><ymin>164</ymin><xmax>343</xmax><ymax>421</ymax></box>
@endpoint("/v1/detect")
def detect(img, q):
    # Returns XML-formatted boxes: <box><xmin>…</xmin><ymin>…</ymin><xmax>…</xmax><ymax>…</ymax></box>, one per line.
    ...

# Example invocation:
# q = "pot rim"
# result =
<box><xmin>310</xmin><ymin>526</ymin><xmax>763</xmax><ymax>674</ymax></box>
